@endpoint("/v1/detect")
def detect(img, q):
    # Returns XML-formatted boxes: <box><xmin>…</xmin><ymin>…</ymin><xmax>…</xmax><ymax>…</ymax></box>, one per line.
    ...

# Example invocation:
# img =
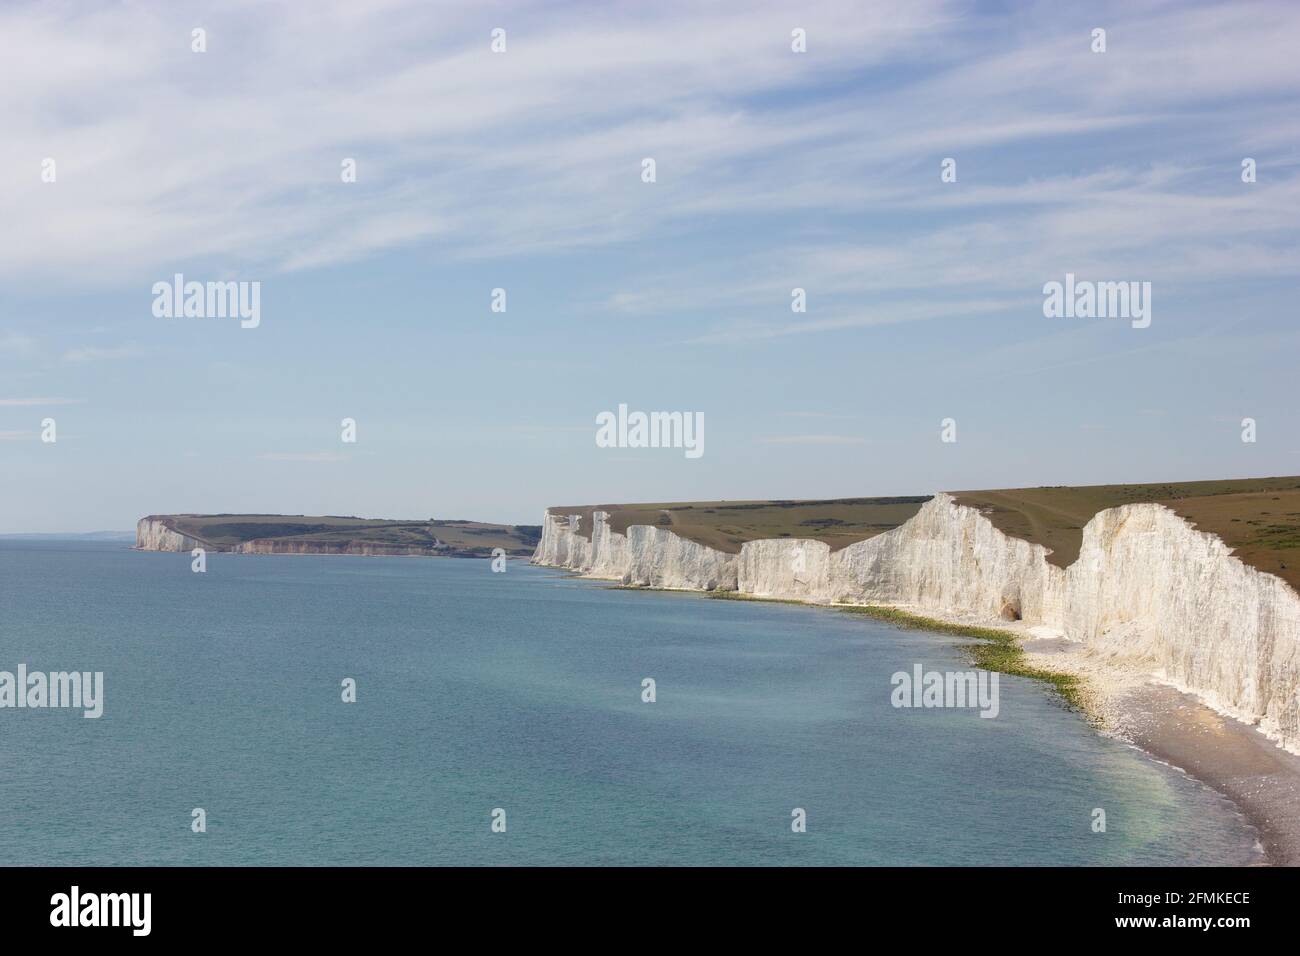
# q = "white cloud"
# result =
<box><xmin>0</xmin><ymin>0</ymin><xmax>952</xmax><ymax>283</ymax></box>
<box><xmin>62</xmin><ymin>345</ymin><xmax>145</xmax><ymax>362</ymax></box>
<box><xmin>1</xmin><ymin>0</ymin><xmax>1296</xmax><ymax>349</ymax></box>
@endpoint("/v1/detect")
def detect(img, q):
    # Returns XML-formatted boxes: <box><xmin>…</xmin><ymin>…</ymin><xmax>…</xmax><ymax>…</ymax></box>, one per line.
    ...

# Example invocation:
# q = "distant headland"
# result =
<box><xmin>136</xmin><ymin>514</ymin><xmax>541</xmax><ymax>558</ymax></box>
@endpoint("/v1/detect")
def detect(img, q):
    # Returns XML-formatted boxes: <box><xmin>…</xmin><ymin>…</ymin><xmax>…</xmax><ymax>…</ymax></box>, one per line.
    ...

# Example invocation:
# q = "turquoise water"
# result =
<box><xmin>0</xmin><ymin>540</ymin><xmax>1260</xmax><ymax>865</ymax></box>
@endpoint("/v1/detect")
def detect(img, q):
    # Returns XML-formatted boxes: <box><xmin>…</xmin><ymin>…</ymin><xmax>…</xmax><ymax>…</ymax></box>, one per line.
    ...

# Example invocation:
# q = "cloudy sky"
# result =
<box><xmin>3</xmin><ymin>0</ymin><xmax>1298</xmax><ymax>531</ymax></box>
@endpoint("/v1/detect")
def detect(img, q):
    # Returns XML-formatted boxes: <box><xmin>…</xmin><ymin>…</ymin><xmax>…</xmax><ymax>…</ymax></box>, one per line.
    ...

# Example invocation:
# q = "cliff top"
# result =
<box><xmin>951</xmin><ymin>476</ymin><xmax>1300</xmax><ymax>589</ymax></box>
<box><xmin>545</xmin><ymin>497</ymin><xmax>933</xmax><ymax>554</ymax></box>
<box><xmin>548</xmin><ymin>476</ymin><xmax>1300</xmax><ymax>590</ymax></box>
<box><xmin>143</xmin><ymin>514</ymin><xmax>542</xmax><ymax>556</ymax></box>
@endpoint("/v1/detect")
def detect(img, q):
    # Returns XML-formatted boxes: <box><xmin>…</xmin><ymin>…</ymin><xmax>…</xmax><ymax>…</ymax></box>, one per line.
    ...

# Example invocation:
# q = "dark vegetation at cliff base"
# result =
<box><xmin>838</xmin><ymin>605</ymin><xmax>1085</xmax><ymax>712</ymax></box>
<box><xmin>702</xmin><ymin>593</ymin><xmax>1085</xmax><ymax>711</ymax></box>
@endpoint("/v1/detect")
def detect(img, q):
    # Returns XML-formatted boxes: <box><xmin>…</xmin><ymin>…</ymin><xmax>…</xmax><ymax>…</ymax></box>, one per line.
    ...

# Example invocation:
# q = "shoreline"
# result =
<box><xmin>1021</xmin><ymin>636</ymin><xmax>1300</xmax><ymax>866</ymax></box>
<box><xmin>587</xmin><ymin>573</ymin><xmax>1296</xmax><ymax>865</ymax></box>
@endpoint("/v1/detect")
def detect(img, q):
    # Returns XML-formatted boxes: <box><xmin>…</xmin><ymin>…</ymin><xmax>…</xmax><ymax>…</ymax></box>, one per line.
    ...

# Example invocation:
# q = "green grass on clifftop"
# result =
<box><xmin>153</xmin><ymin>514</ymin><xmax>541</xmax><ymax>556</ymax></box>
<box><xmin>547</xmin><ymin>496</ymin><xmax>932</xmax><ymax>554</ymax></box>
<box><xmin>951</xmin><ymin>476</ymin><xmax>1300</xmax><ymax>589</ymax></box>
<box><xmin>551</xmin><ymin>474</ymin><xmax>1300</xmax><ymax>591</ymax></box>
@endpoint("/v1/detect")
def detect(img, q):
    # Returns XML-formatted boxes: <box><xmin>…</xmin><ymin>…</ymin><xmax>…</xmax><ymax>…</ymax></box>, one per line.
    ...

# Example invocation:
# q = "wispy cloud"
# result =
<box><xmin>1</xmin><ymin>0</ymin><xmax>1295</xmax><ymax>368</ymax></box>
<box><xmin>510</xmin><ymin>425</ymin><xmax>591</xmax><ymax>434</ymax></box>
<box><xmin>779</xmin><ymin>411</ymin><xmax>857</xmax><ymax>420</ymax></box>
<box><xmin>684</xmin><ymin>299</ymin><xmax>1019</xmax><ymax>345</ymax></box>
<box><xmin>0</xmin><ymin>0</ymin><xmax>953</xmax><ymax>283</ymax></box>
<box><xmin>0</xmin><ymin>397</ymin><xmax>83</xmax><ymax>406</ymax></box>
<box><xmin>0</xmin><ymin>332</ymin><xmax>37</xmax><ymax>356</ymax></box>
<box><xmin>258</xmin><ymin>452</ymin><xmax>349</xmax><ymax>462</ymax></box>
<box><xmin>17</xmin><ymin>0</ymin><xmax>1294</xmax><ymax>304</ymax></box>
<box><xmin>758</xmin><ymin>434</ymin><xmax>867</xmax><ymax>445</ymax></box>
<box><xmin>62</xmin><ymin>345</ymin><xmax>145</xmax><ymax>363</ymax></box>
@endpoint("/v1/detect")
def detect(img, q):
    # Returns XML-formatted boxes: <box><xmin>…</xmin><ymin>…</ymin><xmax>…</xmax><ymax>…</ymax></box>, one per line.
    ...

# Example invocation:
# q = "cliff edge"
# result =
<box><xmin>136</xmin><ymin>514</ymin><xmax>542</xmax><ymax>558</ymax></box>
<box><xmin>533</xmin><ymin>492</ymin><xmax>1300</xmax><ymax>753</ymax></box>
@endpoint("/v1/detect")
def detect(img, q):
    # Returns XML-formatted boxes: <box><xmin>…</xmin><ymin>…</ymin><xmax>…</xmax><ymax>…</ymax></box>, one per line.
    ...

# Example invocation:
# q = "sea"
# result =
<box><xmin>0</xmin><ymin>540</ymin><xmax>1261</xmax><ymax>865</ymax></box>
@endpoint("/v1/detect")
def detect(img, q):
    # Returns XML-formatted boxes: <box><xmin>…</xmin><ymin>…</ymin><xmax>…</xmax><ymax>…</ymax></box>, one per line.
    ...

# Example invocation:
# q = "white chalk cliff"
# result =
<box><xmin>134</xmin><ymin>516</ymin><xmax>452</xmax><ymax>556</ymax></box>
<box><xmin>533</xmin><ymin>494</ymin><xmax>1300</xmax><ymax>751</ymax></box>
<box><xmin>135</xmin><ymin>516</ymin><xmax>210</xmax><ymax>552</ymax></box>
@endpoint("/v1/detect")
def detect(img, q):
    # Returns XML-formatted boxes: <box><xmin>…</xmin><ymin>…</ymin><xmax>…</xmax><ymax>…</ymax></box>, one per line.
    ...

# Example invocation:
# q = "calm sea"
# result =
<box><xmin>0</xmin><ymin>540</ymin><xmax>1260</xmax><ymax>865</ymax></box>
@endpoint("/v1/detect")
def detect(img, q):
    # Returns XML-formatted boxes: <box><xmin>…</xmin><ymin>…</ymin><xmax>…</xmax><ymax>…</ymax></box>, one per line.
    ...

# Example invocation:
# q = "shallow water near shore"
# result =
<box><xmin>0</xmin><ymin>540</ymin><xmax>1262</xmax><ymax>865</ymax></box>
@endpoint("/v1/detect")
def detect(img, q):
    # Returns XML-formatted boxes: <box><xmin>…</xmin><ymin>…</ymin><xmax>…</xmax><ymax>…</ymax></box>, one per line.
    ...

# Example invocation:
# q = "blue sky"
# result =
<box><xmin>3</xmin><ymin>0</ymin><xmax>1298</xmax><ymax>531</ymax></box>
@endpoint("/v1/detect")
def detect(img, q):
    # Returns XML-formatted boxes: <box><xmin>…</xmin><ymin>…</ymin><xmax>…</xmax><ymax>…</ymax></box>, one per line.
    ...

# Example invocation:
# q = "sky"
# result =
<box><xmin>2</xmin><ymin>0</ymin><xmax>1298</xmax><ymax>532</ymax></box>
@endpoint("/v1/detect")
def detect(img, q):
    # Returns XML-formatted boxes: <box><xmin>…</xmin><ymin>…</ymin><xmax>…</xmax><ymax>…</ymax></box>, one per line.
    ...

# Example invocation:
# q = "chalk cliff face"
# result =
<box><xmin>230</xmin><ymin>538</ymin><xmax>445</xmax><ymax>557</ymax></box>
<box><xmin>135</xmin><ymin>516</ymin><xmax>453</xmax><ymax>557</ymax></box>
<box><xmin>535</xmin><ymin>512</ymin><xmax>593</xmax><ymax>570</ymax></box>
<box><xmin>586</xmin><ymin>512</ymin><xmax>630</xmax><ymax>578</ymax></box>
<box><xmin>832</xmin><ymin>496</ymin><xmax>1067</xmax><ymax>623</ymax></box>
<box><xmin>624</xmin><ymin>524</ymin><xmax>738</xmax><ymax>590</ymax></box>
<box><xmin>135</xmin><ymin>517</ymin><xmax>208</xmax><ymax>552</ymax></box>
<box><xmin>533</xmin><ymin>494</ymin><xmax>1300</xmax><ymax>752</ymax></box>
<box><xmin>1063</xmin><ymin>504</ymin><xmax>1300</xmax><ymax>748</ymax></box>
<box><xmin>534</xmin><ymin>511</ymin><xmax>736</xmax><ymax>589</ymax></box>
<box><xmin>738</xmin><ymin>538</ymin><xmax>834</xmax><ymax>601</ymax></box>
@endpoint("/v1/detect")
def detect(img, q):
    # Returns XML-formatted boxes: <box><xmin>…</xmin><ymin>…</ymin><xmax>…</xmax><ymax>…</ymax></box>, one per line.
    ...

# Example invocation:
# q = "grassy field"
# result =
<box><xmin>158</xmin><ymin>514</ymin><xmax>541</xmax><ymax>556</ymax></box>
<box><xmin>546</xmin><ymin>497</ymin><xmax>932</xmax><ymax>554</ymax></box>
<box><xmin>550</xmin><ymin>475</ymin><xmax>1300</xmax><ymax>590</ymax></box>
<box><xmin>951</xmin><ymin>476</ymin><xmax>1300</xmax><ymax>589</ymax></box>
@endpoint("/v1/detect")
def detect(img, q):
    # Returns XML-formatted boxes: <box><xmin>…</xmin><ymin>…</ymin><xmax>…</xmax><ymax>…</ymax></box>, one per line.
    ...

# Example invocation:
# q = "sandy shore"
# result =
<box><xmin>1020</xmin><ymin>632</ymin><xmax>1300</xmax><ymax>866</ymax></box>
<box><xmin>818</xmin><ymin>595</ymin><xmax>1300</xmax><ymax>865</ymax></box>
